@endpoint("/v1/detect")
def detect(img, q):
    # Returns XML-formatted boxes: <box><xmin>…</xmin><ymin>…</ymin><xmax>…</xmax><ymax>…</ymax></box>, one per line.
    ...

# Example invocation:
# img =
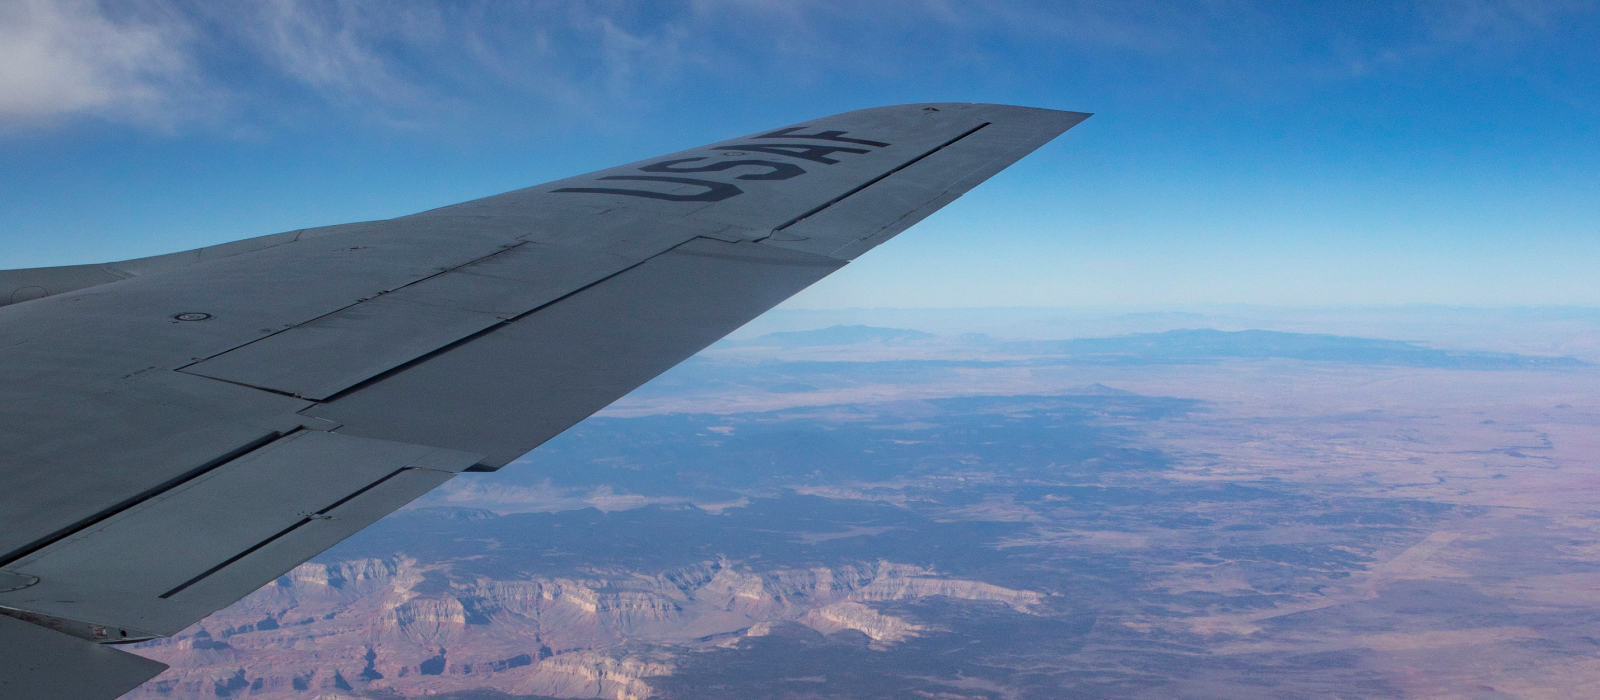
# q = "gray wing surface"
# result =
<box><xmin>0</xmin><ymin>103</ymin><xmax>1088</xmax><ymax>696</ymax></box>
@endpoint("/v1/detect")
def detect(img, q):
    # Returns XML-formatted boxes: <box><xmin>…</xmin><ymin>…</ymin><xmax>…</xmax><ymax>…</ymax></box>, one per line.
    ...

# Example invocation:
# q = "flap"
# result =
<box><xmin>178</xmin><ymin>241</ymin><xmax>641</xmax><ymax>400</ymax></box>
<box><xmin>0</xmin><ymin>431</ymin><xmax>475</xmax><ymax>636</ymax></box>
<box><xmin>0</xmin><ymin>614</ymin><xmax>167</xmax><ymax>699</ymax></box>
<box><xmin>0</xmin><ymin>371</ymin><xmax>316</xmax><ymax>566</ymax></box>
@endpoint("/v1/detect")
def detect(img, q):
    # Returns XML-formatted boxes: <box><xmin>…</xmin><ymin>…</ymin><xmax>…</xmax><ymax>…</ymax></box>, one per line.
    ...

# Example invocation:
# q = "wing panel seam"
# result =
<box><xmin>157</xmin><ymin>466</ymin><xmax>422</xmax><ymax>599</ymax></box>
<box><xmin>294</xmin><ymin>237</ymin><xmax>707</xmax><ymax>404</ymax></box>
<box><xmin>173</xmin><ymin>241</ymin><xmax>532</xmax><ymax>372</ymax></box>
<box><xmin>0</xmin><ymin>431</ymin><xmax>292</xmax><ymax>568</ymax></box>
<box><xmin>769</xmin><ymin>122</ymin><xmax>991</xmax><ymax>233</ymax></box>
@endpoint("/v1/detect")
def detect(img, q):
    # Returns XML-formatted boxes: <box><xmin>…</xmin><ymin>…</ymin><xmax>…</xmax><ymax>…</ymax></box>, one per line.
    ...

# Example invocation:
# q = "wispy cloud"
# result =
<box><xmin>237</xmin><ymin>0</ymin><xmax>435</xmax><ymax>104</ymax></box>
<box><xmin>0</xmin><ymin>0</ymin><xmax>1591</xmax><ymax>134</ymax></box>
<box><xmin>0</xmin><ymin>0</ymin><xmax>712</xmax><ymax>131</ymax></box>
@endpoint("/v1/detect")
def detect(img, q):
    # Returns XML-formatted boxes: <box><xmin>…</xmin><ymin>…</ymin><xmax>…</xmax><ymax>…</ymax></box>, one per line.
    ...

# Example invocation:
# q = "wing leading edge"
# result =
<box><xmin>0</xmin><ymin>103</ymin><xmax>1088</xmax><ymax>697</ymax></box>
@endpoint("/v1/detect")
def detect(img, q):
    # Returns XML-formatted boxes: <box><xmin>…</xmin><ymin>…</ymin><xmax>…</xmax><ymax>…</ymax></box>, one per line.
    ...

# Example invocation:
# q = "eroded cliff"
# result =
<box><xmin>126</xmin><ymin>555</ymin><xmax>1045</xmax><ymax>699</ymax></box>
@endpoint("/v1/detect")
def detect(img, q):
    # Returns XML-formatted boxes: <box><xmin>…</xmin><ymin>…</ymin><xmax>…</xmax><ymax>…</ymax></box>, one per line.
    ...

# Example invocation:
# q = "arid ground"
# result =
<box><xmin>122</xmin><ymin>308</ymin><xmax>1600</xmax><ymax>700</ymax></box>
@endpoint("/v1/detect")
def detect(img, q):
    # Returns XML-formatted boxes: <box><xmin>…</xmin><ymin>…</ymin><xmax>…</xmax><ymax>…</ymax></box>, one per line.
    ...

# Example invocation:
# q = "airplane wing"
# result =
<box><xmin>0</xmin><ymin>103</ymin><xmax>1088</xmax><ymax>698</ymax></box>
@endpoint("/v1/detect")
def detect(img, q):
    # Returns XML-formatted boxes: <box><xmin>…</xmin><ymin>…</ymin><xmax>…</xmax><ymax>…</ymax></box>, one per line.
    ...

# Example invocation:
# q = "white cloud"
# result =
<box><xmin>0</xmin><ymin>0</ymin><xmax>206</xmax><ymax>128</ymax></box>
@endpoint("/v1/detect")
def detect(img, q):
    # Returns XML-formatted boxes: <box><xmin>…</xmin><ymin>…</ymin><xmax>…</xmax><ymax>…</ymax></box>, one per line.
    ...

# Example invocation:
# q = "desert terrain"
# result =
<box><xmin>121</xmin><ymin>309</ymin><xmax>1600</xmax><ymax>699</ymax></box>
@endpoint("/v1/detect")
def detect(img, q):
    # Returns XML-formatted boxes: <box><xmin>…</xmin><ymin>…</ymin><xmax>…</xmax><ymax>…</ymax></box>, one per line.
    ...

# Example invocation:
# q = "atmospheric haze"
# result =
<box><xmin>120</xmin><ymin>306</ymin><xmax>1600</xmax><ymax>699</ymax></box>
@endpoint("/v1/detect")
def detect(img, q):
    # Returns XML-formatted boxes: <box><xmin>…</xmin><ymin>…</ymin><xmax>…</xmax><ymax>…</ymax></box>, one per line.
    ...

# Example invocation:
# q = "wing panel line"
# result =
<box><xmin>156</xmin><ymin>466</ymin><xmax>427</xmax><ymax>599</ymax></box>
<box><xmin>291</xmin><ymin>235</ymin><xmax>719</xmax><ymax>406</ymax></box>
<box><xmin>0</xmin><ymin>431</ymin><xmax>288</xmax><ymax>568</ymax></box>
<box><xmin>769</xmin><ymin>121</ymin><xmax>991</xmax><ymax>233</ymax></box>
<box><xmin>171</xmin><ymin>241</ymin><xmax>533</xmax><ymax>372</ymax></box>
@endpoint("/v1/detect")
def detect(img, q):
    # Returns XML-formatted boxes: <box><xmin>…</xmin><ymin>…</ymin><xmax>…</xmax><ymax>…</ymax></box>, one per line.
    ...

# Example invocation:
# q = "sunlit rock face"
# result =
<box><xmin>125</xmin><ymin>556</ymin><xmax>1044</xmax><ymax>699</ymax></box>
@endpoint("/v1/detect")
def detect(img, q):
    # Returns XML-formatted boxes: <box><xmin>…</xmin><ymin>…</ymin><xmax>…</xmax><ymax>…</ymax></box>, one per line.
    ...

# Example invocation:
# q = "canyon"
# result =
<box><xmin>127</xmin><ymin>552</ymin><xmax>1042</xmax><ymax>699</ymax></box>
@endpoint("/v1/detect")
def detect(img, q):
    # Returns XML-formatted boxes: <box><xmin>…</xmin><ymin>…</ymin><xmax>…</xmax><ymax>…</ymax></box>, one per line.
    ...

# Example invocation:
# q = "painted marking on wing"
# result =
<box><xmin>551</xmin><ymin>127</ymin><xmax>891</xmax><ymax>202</ymax></box>
<box><xmin>771</xmin><ymin>122</ymin><xmax>990</xmax><ymax>232</ymax></box>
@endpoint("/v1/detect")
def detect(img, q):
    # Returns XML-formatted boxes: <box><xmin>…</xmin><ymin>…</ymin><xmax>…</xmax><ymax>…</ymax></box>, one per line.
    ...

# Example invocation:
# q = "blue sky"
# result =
<box><xmin>1</xmin><ymin>0</ymin><xmax>1596</xmax><ymax>306</ymax></box>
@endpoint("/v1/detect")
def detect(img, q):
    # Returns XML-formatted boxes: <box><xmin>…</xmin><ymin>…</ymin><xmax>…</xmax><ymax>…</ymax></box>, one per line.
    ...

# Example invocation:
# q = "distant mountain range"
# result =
<box><xmin>723</xmin><ymin>326</ymin><xmax>1588</xmax><ymax>370</ymax></box>
<box><xmin>1005</xmin><ymin>329</ymin><xmax>1588</xmax><ymax>369</ymax></box>
<box><xmin>720</xmin><ymin>325</ymin><xmax>936</xmax><ymax>347</ymax></box>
